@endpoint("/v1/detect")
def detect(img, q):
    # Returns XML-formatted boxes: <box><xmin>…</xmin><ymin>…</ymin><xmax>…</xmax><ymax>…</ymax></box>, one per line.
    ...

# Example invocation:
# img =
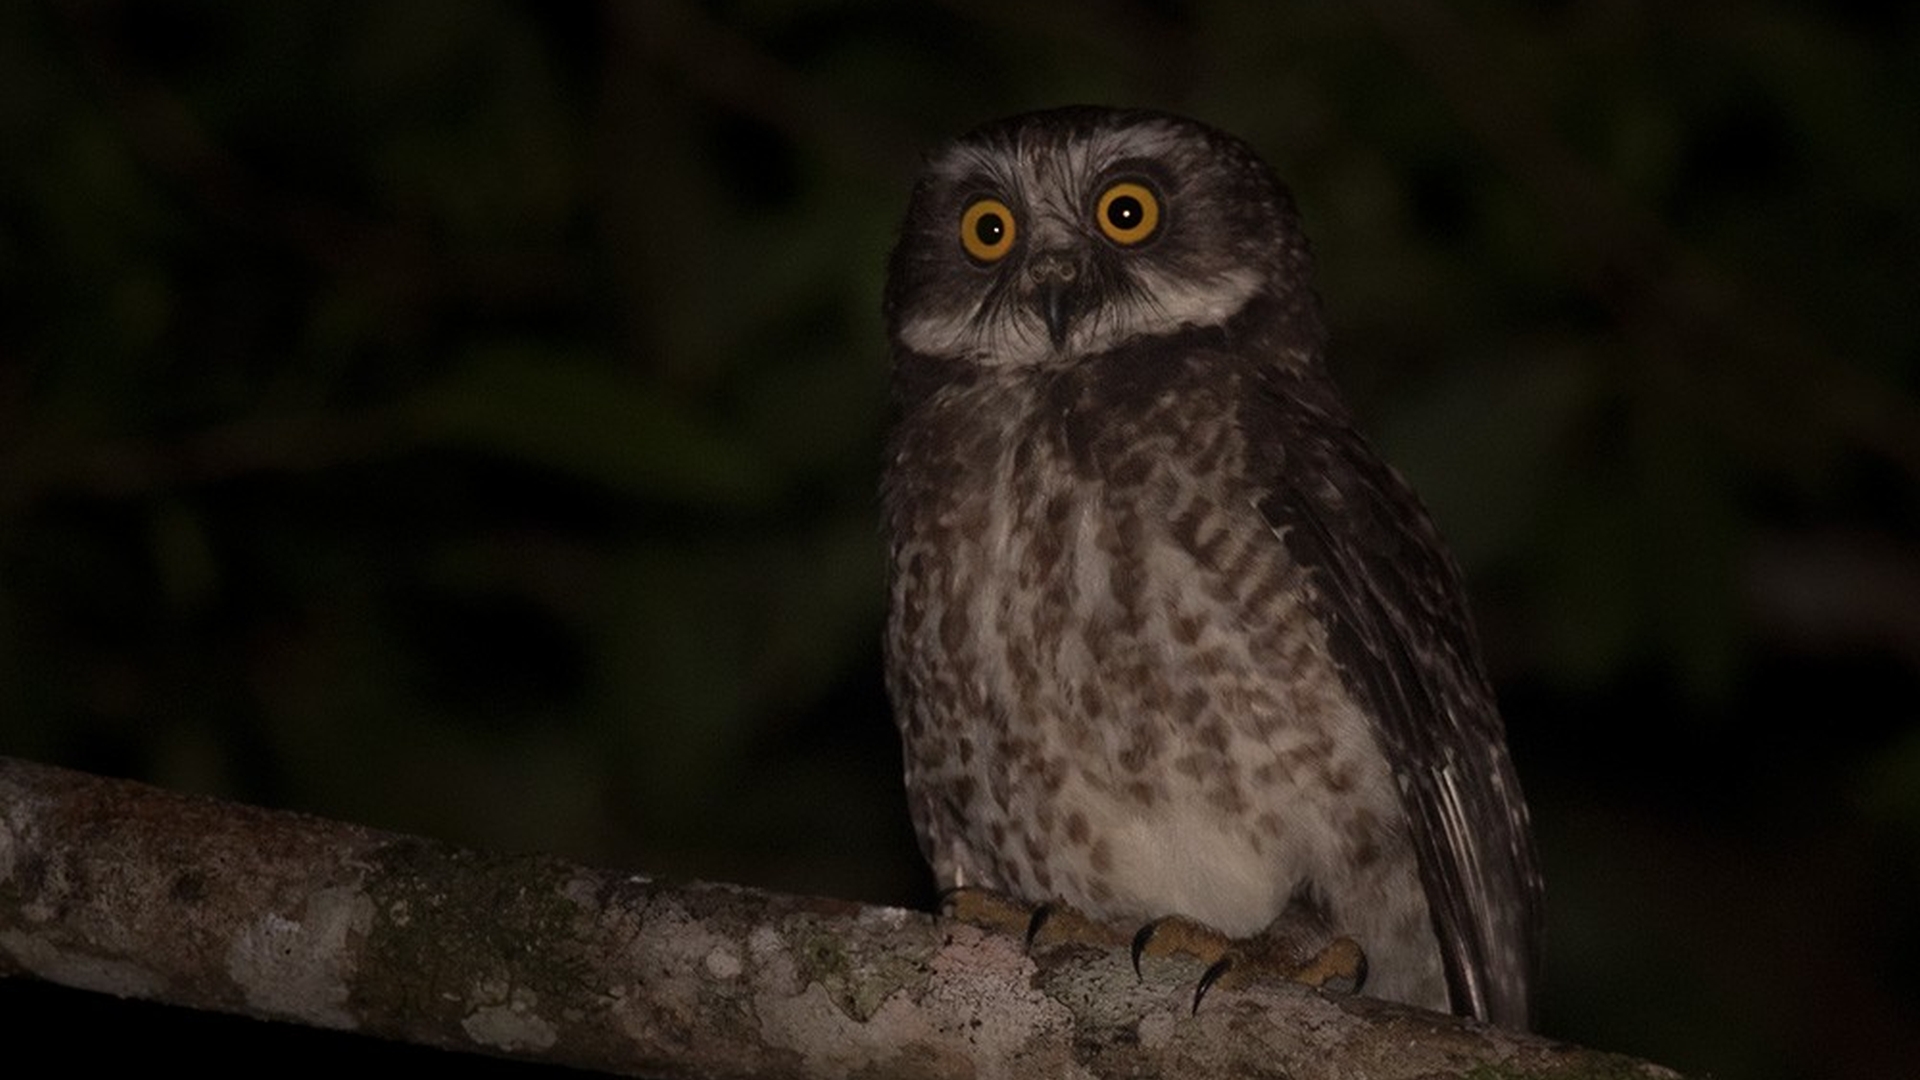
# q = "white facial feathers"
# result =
<box><xmin>892</xmin><ymin>116</ymin><xmax>1275</xmax><ymax>366</ymax></box>
<box><xmin>894</xmin><ymin>263</ymin><xmax>1263</xmax><ymax>367</ymax></box>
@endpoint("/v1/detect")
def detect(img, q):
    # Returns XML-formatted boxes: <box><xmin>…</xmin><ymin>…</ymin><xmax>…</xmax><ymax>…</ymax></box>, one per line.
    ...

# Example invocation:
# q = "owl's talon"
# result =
<box><xmin>1194</xmin><ymin>954</ymin><xmax>1235</xmax><ymax>1013</ymax></box>
<box><xmin>1024</xmin><ymin>903</ymin><xmax>1056</xmax><ymax>950</ymax></box>
<box><xmin>1129</xmin><ymin>922</ymin><xmax>1153</xmax><ymax>978</ymax></box>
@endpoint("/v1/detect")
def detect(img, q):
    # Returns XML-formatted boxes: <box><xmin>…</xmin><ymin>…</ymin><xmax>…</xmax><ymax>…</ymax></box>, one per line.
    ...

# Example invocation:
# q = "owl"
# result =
<box><xmin>880</xmin><ymin>107</ymin><xmax>1543</xmax><ymax>1028</ymax></box>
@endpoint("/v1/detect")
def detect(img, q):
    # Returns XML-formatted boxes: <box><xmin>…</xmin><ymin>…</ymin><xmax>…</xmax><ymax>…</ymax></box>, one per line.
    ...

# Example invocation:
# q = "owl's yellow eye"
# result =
<box><xmin>1095</xmin><ymin>181</ymin><xmax>1160</xmax><ymax>245</ymax></box>
<box><xmin>959</xmin><ymin>198</ymin><xmax>1017</xmax><ymax>262</ymax></box>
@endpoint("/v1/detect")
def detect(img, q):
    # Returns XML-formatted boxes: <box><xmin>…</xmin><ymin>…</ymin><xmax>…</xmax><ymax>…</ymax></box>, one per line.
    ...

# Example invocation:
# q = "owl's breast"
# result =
<box><xmin>885</xmin><ymin>356</ymin><xmax>1423</xmax><ymax>946</ymax></box>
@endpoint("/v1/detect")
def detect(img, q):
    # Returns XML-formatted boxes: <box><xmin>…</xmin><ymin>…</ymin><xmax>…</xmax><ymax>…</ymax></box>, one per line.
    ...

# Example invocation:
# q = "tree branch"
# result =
<box><xmin>0</xmin><ymin>756</ymin><xmax>1674</xmax><ymax>1077</ymax></box>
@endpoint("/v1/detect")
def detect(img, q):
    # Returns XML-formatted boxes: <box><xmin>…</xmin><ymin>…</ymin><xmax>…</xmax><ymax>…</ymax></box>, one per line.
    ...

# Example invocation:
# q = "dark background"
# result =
<box><xmin>4</xmin><ymin>2</ymin><xmax>1917</xmax><ymax>1076</ymax></box>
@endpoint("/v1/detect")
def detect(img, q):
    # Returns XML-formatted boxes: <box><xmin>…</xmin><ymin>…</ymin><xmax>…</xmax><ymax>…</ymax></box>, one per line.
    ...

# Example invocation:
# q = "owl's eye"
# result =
<box><xmin>959</xmin><ymin>198</ymin><xmax>1017</xmax><ymax>262</ymax></box>
<box><xmin>1095</xmin><ymin>181</ymin><xmax>1161</xmax><ymax>245</ymax></box>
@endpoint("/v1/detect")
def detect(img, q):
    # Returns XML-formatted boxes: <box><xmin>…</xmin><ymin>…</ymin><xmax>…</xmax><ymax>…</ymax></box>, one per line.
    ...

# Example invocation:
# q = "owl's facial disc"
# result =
<box><xmin>887</xmin><ymin>111</ymin><xmax>1300</xmax><ymax>367</ymax></box>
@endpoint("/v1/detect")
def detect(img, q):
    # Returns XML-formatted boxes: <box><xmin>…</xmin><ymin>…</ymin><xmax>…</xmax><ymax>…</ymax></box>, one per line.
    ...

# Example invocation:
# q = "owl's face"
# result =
<box><xmin>885</xmin><ymin>107</ymin><xmax>1317</xmax><ymax>368</ymax></box>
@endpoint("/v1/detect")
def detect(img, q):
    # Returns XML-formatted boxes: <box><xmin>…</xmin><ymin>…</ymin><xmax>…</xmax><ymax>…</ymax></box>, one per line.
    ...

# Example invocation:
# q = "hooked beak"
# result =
<box><xmin>1026</xmin><ymin>251</ymin><xmax>1084</xmax><ymax>350</ymax></box>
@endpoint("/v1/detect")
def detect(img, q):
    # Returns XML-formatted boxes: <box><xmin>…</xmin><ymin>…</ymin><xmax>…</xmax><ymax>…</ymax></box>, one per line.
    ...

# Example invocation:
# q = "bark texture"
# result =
<box><xmin>0</xmin><ymin>756</ymin><xmax>1674</xmax><ymax>1078</ymax></box>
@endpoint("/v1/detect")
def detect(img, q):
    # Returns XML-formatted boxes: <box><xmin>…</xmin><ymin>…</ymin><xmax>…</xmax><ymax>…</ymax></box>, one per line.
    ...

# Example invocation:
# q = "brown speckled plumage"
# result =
<box><xmin>881</xmin><ymin>108</ymin><xmax>1543</xmax><ymax>1027</ymax></box>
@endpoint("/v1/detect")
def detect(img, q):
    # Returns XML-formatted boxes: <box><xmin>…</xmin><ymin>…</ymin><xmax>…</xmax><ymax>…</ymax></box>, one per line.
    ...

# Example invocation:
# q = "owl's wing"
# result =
<box><xmin>1250</xmin><ymin>374</ymin><xmax>1544</xmax><ymax>1029</ymax></box>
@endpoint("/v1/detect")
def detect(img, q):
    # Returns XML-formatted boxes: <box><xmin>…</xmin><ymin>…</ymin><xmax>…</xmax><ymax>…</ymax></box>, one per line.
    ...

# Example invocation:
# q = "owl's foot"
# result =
<box><xmin>940</xmin><ymin>887</ymin><xmax>1366</xmax><ymax>1013</ymax></box>
<box><xmin>939</xmin><ymin>886</ymin><xmax>1129</xmax><ymax>951</ymax></box>
<box><xmin>1131</xmin><ymin>912</ymin><xmax>1367</xmax><ymax>1013</ymax></box>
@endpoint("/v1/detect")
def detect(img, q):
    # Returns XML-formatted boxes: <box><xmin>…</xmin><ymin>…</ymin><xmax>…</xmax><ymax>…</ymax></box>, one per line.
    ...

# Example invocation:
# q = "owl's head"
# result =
<box><xmin>885</xmin><ymin>107</ymin><xmax>1321</xmax><ymax>369</ymax></box>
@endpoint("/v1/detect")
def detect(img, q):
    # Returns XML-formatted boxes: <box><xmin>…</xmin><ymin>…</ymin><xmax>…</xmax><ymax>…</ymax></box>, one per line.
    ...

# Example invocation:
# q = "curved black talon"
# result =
<box><xmin>1193</xmin><ymin>955</ymin><xmax>1234</xmax><ymax>1014</ymax></box>
<box><xmin>1024</xmin><ymin>903</ymin><xmax>1056</xmax><ymax>950</ymax></box>
<box><xmin>1129</xmin><ymin>921</ymin><xmax>1158</xmax><ymax>978</ymax></box>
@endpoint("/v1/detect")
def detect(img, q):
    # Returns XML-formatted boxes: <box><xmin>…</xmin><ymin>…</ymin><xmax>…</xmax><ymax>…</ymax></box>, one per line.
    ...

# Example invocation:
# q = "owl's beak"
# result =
<box><xmin>1026</xmin><ymin>251</ymin><xmax>1084</xmax><ymax>350</ymax></box>
<box><xmin>1037</xmin><ymin>283</ymin><xmax>1075</xmax><ymax>349</ymax></box>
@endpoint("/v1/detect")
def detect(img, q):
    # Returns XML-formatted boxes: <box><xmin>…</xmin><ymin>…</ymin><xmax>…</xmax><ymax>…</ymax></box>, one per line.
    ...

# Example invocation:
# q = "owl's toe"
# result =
<box><xmin>938</xmin><ymin>885</ymin><xmax>1031</xmax><ymax>936</ymax></box>
<box><xmin>1130</xmin><ymin>912</ymin><xmax>1369</xmax><ymax>1012</ymax></box>
<box><xmin>1292</xmin><ymin>935</ymin><xmax>1367</xmax><ymax>996</ymax></box>
<box><xmin>1130</xmin><ymin>914</ymin><xmax>1234</xmax><ymax>976</ymax></box>
<box><xmin>1023</xmin><ymin>899</ymin><xmax>1129</xmax><ymax>950</ymax></box>
<box><xmin>939</xmin><ymin>887</ymin><xmax>1127</xmax><ymax>952</ymax></box>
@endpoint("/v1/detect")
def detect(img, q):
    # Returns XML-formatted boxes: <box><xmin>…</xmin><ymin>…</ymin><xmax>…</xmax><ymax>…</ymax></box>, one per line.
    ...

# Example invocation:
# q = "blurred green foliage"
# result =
<box><xmin>2</xmin><ymin>1</ymin><xmax>1917</xmax><ymax>1077</ymax></box>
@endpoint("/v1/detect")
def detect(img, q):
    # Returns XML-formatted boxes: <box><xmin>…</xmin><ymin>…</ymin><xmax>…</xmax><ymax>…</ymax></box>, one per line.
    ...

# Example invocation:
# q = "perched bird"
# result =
<box><xmin>880</xmin><ymin>107</ymin><xmax>1543</xmax><ymax>1028</ymax></box>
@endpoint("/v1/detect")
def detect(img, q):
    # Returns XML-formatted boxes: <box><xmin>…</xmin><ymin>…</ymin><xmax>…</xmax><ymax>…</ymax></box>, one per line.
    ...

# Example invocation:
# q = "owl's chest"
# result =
<box><xmin>908</xmin><ymin>384</ymin><xmax>1318</xmax><ymax>757</ymax></box>
<box><xmin>886</xmin><ymin>368</ymin><xmax>1408</xmax><ymax>933</ymax></box>
<box><xmin>900</xmin><ymin>376</ymin><xmax>1248</xmax><ymax>677</ymax></box>
<box><xmin>889</xmin><ymin>368</ymin><xmax>1244</xmax><ymax>709</ymax></box>
<box><xmin>903</xmin><ymin>365</ymin><xmax>1239</xmax><ymax>554</ymax></box>
<box><xmin>891</xmin><ymin>366</ymin><xmax>1302</xmax><ymax>724</ymax></box>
